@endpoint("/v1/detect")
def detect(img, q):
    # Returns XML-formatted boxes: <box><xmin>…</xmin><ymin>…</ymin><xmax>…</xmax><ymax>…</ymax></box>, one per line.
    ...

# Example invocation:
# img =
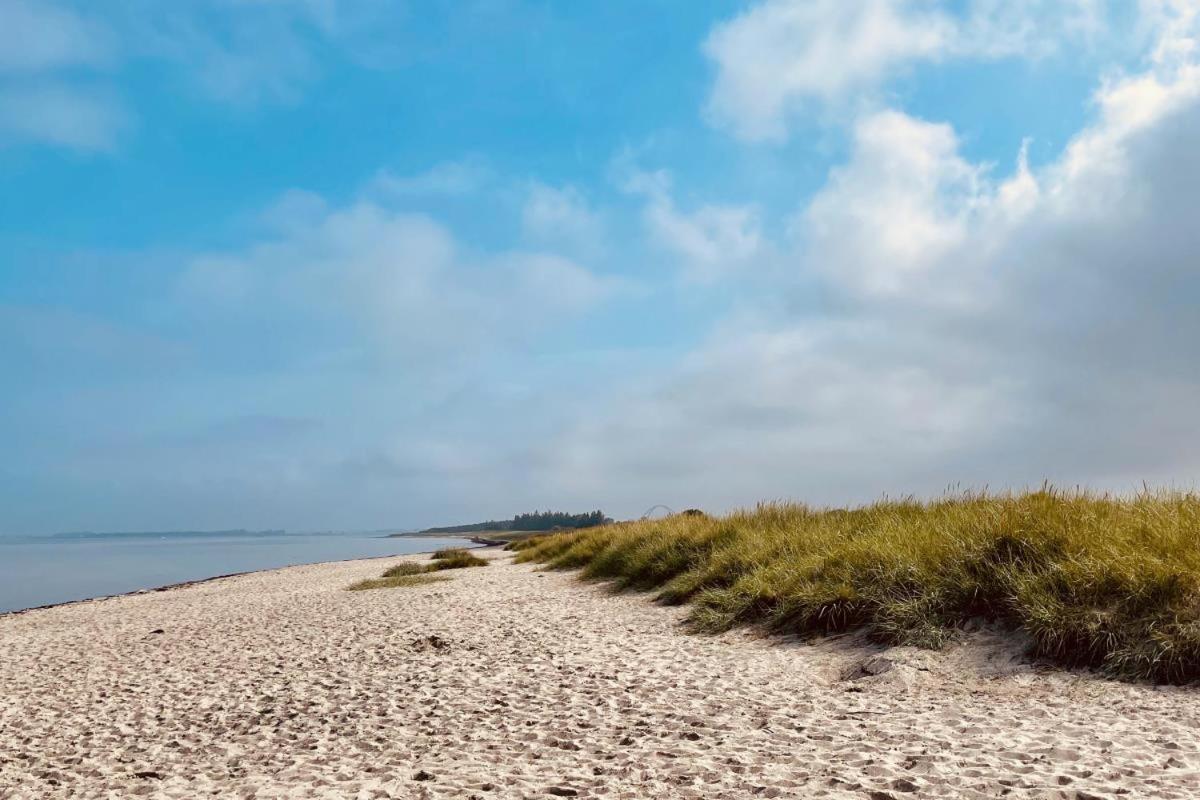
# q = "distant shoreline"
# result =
<box><xmin>0</xmin><ymin>538</ymin><xmax>484</xmax><ymax>619</ymax></box>
<box><xmin>387</xmin><ymin>531</ymin><xmax>511</xmax><ymax>546</ymax></box>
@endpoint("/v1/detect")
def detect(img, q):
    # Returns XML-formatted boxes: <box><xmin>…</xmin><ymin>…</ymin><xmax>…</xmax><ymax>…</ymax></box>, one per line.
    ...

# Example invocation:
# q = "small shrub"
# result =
<box><xmin>348</xmin><ymin>574</ymin><xmax>451</xmax><ymax>591</ymax></box>
<box><xmin>430</xmin><ymin>547</ymin><xmax>468</xmax><ymax>560</ymax></box>
<box><xmin>427</xmin><ymin>548</ymin><xmax>489</xmax><ymax>570</ymax></box>
<box><xmin>383</xmin><ymin>562</ymin><xmax>429</xmax><ymax>578</ymax></box>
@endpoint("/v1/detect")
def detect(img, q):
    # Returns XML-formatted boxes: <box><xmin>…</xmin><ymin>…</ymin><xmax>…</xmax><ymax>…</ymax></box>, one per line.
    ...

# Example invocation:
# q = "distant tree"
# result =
<box><xmin>423</xmin><ymin>509</ymin><xmax>612</xmax><ymax>534</ymax></box>
<box><xmin>510</xmin><ymin>510</ymin><xmax>612</xmax><ymax>531</ymax></box>
<box><xmin>422</xmin><ymin>520</ymin><xmax>512</xmax><ymax>534</ymax></box>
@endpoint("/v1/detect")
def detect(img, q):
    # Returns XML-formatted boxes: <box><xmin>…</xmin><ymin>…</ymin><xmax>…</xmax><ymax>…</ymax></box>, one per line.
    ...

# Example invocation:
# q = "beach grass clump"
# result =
<box><xmin>427</xmin><ymin>548</ymin><xmax>489</xmax><ymax>570</ymax></box>
<box><xmin>505</xmin><ymin>535</ymin><xmax>550</xmax><ymax>552</ymax></box>
<box><xmin>349</xmin><ymin>549</ymin><xmax>488</xmax><ymax>589</ymax></box>
<box><xmin>382</xmin><ymin>562</ymin><xmax>429</xmax><ymax>578</ymax></box>
<box><xmin>348</xmin><ymin>574</ymin><xmax>451</xmax><ymax>591</ymax></box>
<box><xmin>518</xmin><ymin>489</ymin><xmax>1200</xmax><ymax>683</ymax></box>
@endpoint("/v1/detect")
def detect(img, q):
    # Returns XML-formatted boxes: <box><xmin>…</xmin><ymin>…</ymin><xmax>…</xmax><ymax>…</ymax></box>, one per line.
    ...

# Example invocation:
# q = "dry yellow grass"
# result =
<box><xmin>347</xmin><ymin>574</ymin><xmax>451</xmax><ymax>591</ymax></box>
<box><xmin>514</xmin><ymin>489</ymin><xmax>1200</xmax><ymax>683</ymax></box>
<box><xmin>347</xmin><ymin>548</ymin><xmax>488</xmax><ymax>591</ymax></box>
<box><xmin>427</xmin><ymin>548</ymin><xmax>489</xmax><ymax>570</ymax></box>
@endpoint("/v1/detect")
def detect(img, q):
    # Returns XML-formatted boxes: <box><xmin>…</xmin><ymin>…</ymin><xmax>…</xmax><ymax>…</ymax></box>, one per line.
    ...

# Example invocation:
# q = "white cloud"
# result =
<box><xmin>704</xmin><ymin>0</ymin><xmax>1114</xmax><ymax>142</ymax></box>
<box><xmin>0</xmin><ymin>83</ymin><xmax>127</xmax><ymax>151</ymax></box>
<box><xmin>183</xmin><ymin>196</ymin><xmax>618</xmax><ymax>361</ymax></box>
<box><xmin>798</xmin><ymin>110</ymin><xmax>989</xmax><ymax>300</ymax></box>
<box><xmin>958</xmin><ymin>0</ymin><xmax>1108</xmax><ymax>58</ymax></box>
<box><xmin>113</xmin><ymin>0</ymin><xmax>411</xmax><ymax>106</ymax></box>
<box><xmin>1144</xmin><ymin>0</ymin><xmax>1200</xmax><ymax>66</ymax></box>
<box><xmin>0</xmin><ymin>0</ymin><xmax>110</xmax><ymax>73</ymax></box>
<box><xmin>622</xmin><ymin>166</ymin><xmax>763</xmax><ymax>283</ymax></box>
<box><xmin>521</xmin><ymin>182</ymin><xmax>604</xmax><ymax>256</ymax></box>
<box><xmin>371</xmin><ymin>159</ymin><xmax>494</xmax><ymax>198</ymax></box>
<box><xmin>538</xmin><ymin>9</ymin><xmax>1200</xmax><ymax>512</ymax></box>
<box><xmin>704</xmin><ymin>0</ymin><xmax>953</xmax><ymax>141</ymax></box>
<box><xmin>646</xmin><ymin>201</ymin><xmax>763</xmax><ymax>282</ymax></box>
<box><xmin>0</xmin><ymin>0</ymin><xmax>409</xmax><ymax>150</ymax></box>
<box><xmin>0</xmin><ymin>0</ymin><xmax>123</xmax><ymax>150</ymax></box>
<box><xmin>540</xmin><ymin>321</ymin><xmax>1020</xmax><ymax>511</ymax></box>
<box><xmin>115</xmin><ymin>0</ymin><xmax>322</xmax><ymax>107</ymax></box>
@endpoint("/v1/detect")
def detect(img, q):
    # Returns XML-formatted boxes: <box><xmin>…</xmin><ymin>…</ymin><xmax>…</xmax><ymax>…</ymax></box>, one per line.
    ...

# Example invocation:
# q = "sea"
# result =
<box><xmin>0</xmin><ymin>530</ymin><xmax>470</xmax><ymax>614</ymax></box>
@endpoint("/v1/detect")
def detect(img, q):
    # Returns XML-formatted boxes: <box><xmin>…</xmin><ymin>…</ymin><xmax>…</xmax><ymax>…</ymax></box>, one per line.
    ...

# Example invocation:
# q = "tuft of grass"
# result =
<box><xmin>382</xmin><ymin>562</ymin><xmax>429</xmax><ymax>578</ymax></box>
<box><xmin>430</xmin><ymin>547</ymin><xmax>468</xmax><ymax>560</ymax></box>
<box><xmin>427</xmin><ymin>548</ymin><xmax>489</xmax><ymax>570</ymax></box>
<box><xmin>505</xmin><ymin>535</ymin><xmax>551</xmax><ymax>552</ymax></box>
<box><xmin>348</xmin><ymin>574</ymin><xmax>451</xmax><ymax>591</ymax></box>
<box><xmin>348</xmin><ymin>548</ymin><xmax>487</xmax><ymax>590</ymax></box>
<box><xmin>518</xmin><ymin>489</ymin><xmax>1200</xmax><ymax>684</ymax></box>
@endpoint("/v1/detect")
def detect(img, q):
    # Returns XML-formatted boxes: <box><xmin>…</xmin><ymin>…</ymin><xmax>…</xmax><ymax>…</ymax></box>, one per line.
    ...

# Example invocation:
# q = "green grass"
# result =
<box><xmin>348</xmin><ymin>574</ymin><xmax>451</xmax><ymax>591</ymax></box>
<box><xmin>517</xmin><ymin>489</ymin><xmax>1200</xmax><ymax>683</ymax></box>
<box><xmin>427</xmin><ymin>548</ymin><xmax>489</xmax><ymax>570</ymax></box>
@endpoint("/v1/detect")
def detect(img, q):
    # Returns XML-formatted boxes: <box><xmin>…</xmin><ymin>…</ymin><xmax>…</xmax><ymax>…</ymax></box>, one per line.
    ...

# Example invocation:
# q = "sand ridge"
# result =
<box><xmin>1</xmin><ymin>550</ymin><xmax>1199</xmax><ymax>799</ymax></box>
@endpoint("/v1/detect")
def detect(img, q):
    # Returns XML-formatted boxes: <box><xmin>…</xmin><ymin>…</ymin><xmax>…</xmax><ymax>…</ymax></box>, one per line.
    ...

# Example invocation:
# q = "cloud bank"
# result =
<box><xmin>6</xmin><ymin>0</ymin><xmax>1200</xmax><ymax>532</ymax></box>
<box><xmin>704</xmin><ymin>0</ymin><xmax>1109</xmax><ymax>141</ymax></box>
<box><xmin>536</xmin><ymin>1</ymin><xmax>1200</xmax><ymax>512</ymax></box>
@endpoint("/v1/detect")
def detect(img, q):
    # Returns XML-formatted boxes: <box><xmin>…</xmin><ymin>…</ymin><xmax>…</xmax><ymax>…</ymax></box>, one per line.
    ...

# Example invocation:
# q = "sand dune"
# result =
<box><xmin>2</xmin><ymin>549</ymin><xmax>1199</xmax><ymax>799</ymax></box>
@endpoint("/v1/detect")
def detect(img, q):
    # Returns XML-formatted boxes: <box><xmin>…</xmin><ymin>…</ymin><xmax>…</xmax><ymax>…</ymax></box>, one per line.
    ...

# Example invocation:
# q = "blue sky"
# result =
<box><xmin>3</xmin><ymin>0</ymin><xmax>1200</xmax><ymax>533</ymax></box>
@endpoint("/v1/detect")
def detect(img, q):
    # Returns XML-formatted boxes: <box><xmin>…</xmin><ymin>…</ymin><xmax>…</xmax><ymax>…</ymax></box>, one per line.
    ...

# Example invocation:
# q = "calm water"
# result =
<box><xmin>0</xmin><ymin>532</ymin><xmax>469</xmax><ymax>613</ymax></box>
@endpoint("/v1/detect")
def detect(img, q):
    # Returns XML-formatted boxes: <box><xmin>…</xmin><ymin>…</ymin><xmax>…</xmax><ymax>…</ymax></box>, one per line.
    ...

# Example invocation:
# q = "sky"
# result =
<box><xmin>2</xmin><ymin>0</ymin><xmax>1200</xmax><ymax>533</ymax></box>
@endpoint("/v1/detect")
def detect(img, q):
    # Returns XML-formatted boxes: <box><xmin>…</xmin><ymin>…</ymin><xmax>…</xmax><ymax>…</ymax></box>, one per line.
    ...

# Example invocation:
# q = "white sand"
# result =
<box><xmin>2</xmin><ymin>549</ymin><xmax>1199</xmax><ymax>799</ymax></box>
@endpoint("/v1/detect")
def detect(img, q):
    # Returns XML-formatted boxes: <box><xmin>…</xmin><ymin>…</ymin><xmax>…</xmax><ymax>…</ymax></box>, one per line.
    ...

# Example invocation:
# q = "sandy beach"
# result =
<box><xmin>2</xmin><ymin>549</ymin><xmax>1199</xmax><ymax>799</ymax></box>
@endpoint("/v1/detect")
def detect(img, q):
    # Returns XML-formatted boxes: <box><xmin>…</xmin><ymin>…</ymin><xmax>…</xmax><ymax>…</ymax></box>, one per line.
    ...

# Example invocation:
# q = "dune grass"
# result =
<box><xmin>427</xmin><ymin>548</ymin><xmax>489</xmax><ymax>570</ymax></box>
<box><xmin>348</xmin><ymin>574</ymin><xmax>451</xmax><ymax>591</ymax></box>
<box><xmin>382</xmin><ymin>562</ymin><xmax>429</xmax><ymax>578</ymax></box>
<box><xmin>430</xmin><ymin>547</ymin><xmax>471</xmax><ymax>560</ymax></box>
<box><xmin>514</xmin><ymin>489</ymin><xmax>1200</xmax><ymax>683</ymax></box>
<box><xmin>349</xmin><ymin>549</ymin><xmax>488</xmax><ymax>590</ymax></box>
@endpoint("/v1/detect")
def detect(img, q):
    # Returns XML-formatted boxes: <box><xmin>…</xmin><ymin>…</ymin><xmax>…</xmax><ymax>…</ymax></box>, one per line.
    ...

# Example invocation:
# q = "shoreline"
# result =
<box><xmin>0</xmin><ymin>537</ymin><xmax>487</xmax><ymax>620</ymax></box>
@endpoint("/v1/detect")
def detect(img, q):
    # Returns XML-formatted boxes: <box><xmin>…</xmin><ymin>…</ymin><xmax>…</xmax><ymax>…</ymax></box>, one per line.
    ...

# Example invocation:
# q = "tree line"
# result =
<box><xmin>423</xmin><ymin>509</ymin><xmax>612</xmax><ymax>534</ymax></box>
